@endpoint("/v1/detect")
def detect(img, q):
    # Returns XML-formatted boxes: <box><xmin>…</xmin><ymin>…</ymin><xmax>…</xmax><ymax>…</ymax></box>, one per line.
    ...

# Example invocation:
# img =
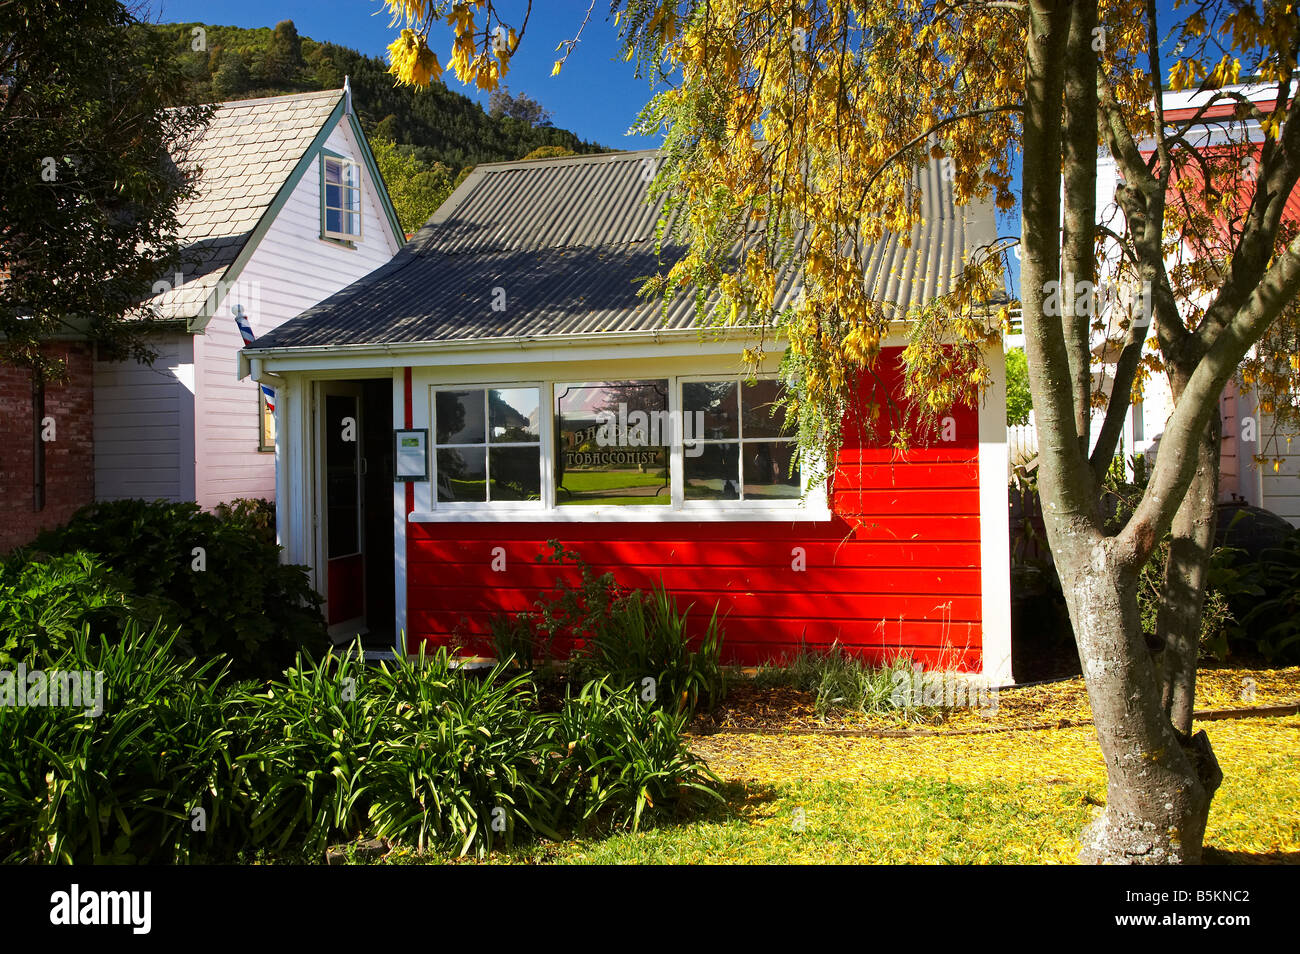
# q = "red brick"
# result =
<box><xmin>0</xmin><ymin>343</ymin><xmax>95</xmax><ymax>553</ymax></box>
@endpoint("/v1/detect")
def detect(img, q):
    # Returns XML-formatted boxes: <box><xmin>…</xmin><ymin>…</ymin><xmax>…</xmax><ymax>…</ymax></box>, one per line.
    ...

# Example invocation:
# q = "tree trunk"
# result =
<box><xmin>1050</xmin><ymin>534</ymin><xmax>1223</xmax><ymax>864</ymax></box>
<box><xmin>1022</xmin><ymin>0</ymin><xmax>1222</xmax><ymax>864</ymax></box>
<box><xmin>1156</xmin><ymin>416</ymin><xmax>1222</xmax><ymax>736</ymax></box>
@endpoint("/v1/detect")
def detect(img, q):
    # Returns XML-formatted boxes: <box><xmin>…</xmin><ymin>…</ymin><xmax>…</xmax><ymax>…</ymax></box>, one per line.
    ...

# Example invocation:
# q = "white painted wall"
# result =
<box><xmin>93</xmin><ymin>333</ymin><xmax>195</xmax><ymax>501</ymax></box>
<box><xmin>193</xmin><ymin>116</ymin><xmax>401</xmax><ymax>511</ymax></box>
<box><xmin>1088</xmin><ymin>90</ymin><xmax>1273</xmax><ymax>500</ymax></box>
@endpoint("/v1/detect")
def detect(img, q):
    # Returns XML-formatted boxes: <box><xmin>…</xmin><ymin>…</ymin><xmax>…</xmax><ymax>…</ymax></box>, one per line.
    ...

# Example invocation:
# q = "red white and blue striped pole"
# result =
<box><xmin>234</xmin><ymin>305</ymin><xmax>275</xmax><ymax>412</ymax></box>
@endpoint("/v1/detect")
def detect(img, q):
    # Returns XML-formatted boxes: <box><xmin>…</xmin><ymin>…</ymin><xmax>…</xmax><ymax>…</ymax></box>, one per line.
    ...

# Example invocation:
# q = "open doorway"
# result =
<box><xmin>317</xmin><ymin>378</ymin><xmax>395</xmax><ymax>652</ymax></box>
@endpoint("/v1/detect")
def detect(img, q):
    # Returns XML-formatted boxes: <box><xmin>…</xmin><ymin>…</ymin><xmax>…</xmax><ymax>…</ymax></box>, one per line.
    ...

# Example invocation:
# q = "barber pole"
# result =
<box><xmin>234</xmin><ymin>306</ymin><xmax>274</xmax><ymax>411</ymax></box>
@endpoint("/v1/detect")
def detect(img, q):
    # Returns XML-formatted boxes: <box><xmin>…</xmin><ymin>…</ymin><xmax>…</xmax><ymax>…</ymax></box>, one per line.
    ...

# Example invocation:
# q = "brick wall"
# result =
<box><xmin>0</xmin><ymin>343</ymin><xmax>95</xmax><ymax>553</ymax></box>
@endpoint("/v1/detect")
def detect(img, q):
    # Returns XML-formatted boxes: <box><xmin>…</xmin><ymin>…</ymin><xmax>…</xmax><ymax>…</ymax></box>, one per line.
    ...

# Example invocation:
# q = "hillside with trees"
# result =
<box><xmin>137</xmin><ymin>20</ymin><xmax>606</xmax><ymax>231</ymax></box>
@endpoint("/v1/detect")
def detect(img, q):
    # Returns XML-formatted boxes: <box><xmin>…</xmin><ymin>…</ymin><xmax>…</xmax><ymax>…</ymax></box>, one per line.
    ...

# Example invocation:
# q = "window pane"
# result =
<box><xmin>260</xmin><ymin>391</ymin><xmax>275</xmax><ymax>449</ymax></box>
<box><xmin>742</xmin><ymin>379</ymin><xmax>792</xmax><ymax>438</ymax></box>
<box><xmin>489</xmin><ymin>447</ymin><xmax>541</xmax><ymax>500</ymax></box>
<box><xmin>325</xmin><ymin>207</ymin><xmax>342</xmax><ymax>235</ymax></box>
<box><xmin>325</xmin><ymin>158</ymin><xmax>341</xmax><ymax>184</ymax></box>
<box><xmin>489</xmin><ymin>388</ymin><xmax>539</xmax><ymax>442</ymax></box>
<box><xmin>684</xmin><ymin>442</ymin><xmax>740</xmax><ymax>500</ymax></box>
<box><xmin>437</xmin><ymin>447</ymin><xmax>487</xmax><ymax>502</ymax></box>
<box><xmin>436</xmin><ymin>389</ymin><xmax>485</xmax><ymax>444</ymax></box>
<box><xmin>743</xmin><ymin>441</ymin><xmax>801</xmax><ymax>499</ymax></box>
<box><xmin>343</xmin><ymin>163</ymin><xmax>360</xmax><ymax>188</ymax></box>
<box><xmin>345</xmin><ymin>184</ymin><xmax>361</xmax><ymax>212</ymax></box>
<box><xmin>556</xmin><ymin>380</ymin><xmax>670</xmax><ymax>506</ymax></box>
<box><xmin>683</xmin><ymin>381</ymin><xmax>738</xmax><ymax>440</ymax></box>
<box><xmin>344</xmin><ymin>210</ymin><xmax>360</xmax><ymax>236</ymax></box>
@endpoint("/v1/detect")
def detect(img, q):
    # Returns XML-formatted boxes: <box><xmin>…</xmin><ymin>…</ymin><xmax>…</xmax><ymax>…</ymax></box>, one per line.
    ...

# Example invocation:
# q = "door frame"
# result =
<box><xmin>315</xmin><ymin>380</ymin><xmax>367</xmax><ymax>640</ymax></box>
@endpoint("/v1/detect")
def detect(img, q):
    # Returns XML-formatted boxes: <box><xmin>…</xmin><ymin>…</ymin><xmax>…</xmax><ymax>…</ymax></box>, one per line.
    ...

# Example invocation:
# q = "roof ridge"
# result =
<box><xmin>207</xmin><ymin>88</ymin><xmax>344</xmax><ymax>110</ymax></box>
<box><xmin>471</xmin><ymin>148</ymin><xmax>659</xmax><ymax>173</ymax></box>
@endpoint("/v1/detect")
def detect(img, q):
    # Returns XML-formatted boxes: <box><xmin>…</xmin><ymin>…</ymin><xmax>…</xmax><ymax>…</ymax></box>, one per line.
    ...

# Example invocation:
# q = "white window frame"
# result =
<box><xmin>321</xmin><ymin>153</ymin><xmax>363</xmax><ymax>243</ymax></box>
<box><xmin>677</xmin><ymin>373</ymin><xmax>807</xmax><ymax>512</ymax></box>
<box><xmin>431</xmin><ymin>383</ymin><xmax>546</xmax><ymax>513</ymax></box>
<box><xmin>554</xmin><ymin>377</ymin><xmax>675</xmax><ymax>510</ymax></box>
<box><xmin>419</xmin><ymin>374</ymin><xmax>830</xmax><ymax>521</ymax></box>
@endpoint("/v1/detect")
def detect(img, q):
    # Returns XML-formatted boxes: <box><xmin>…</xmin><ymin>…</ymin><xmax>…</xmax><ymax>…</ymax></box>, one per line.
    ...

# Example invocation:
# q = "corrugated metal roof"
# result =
<box><xmin>148</xmin><ymin>90</ymin><xmax>343</xmax><ymax>320</ymax></box>
<box><xmin>250</xmin><ymin>148</ymin><xmax>994</xmax><ymax>352</ymax></box>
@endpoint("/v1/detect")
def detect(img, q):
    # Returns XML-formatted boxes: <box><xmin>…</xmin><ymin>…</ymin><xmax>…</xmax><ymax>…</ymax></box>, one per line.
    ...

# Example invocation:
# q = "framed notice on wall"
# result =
<box><xmin>394</xmin><ymin>428</ymin><xmax>429</xmax><ymax>482</ymax></box>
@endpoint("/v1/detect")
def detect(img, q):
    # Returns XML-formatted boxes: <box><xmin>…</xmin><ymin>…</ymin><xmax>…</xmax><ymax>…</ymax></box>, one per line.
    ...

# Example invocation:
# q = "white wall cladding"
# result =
<box><xmin>193</xmin><ymin>117</ymin><xmax>400</xmax><ymax>511</ymax></box>
<box><xmin>94</xmin><ymin>333</ymin><xmax>194</xmax><ymax>502</ymax></box>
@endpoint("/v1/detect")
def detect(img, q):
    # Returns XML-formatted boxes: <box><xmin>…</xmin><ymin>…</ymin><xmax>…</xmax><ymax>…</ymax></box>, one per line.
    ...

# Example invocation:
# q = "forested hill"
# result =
<box><xmin>140</xmin><ymin>20</ymin><xmax>608</xmax><ymax>170</ymax></box>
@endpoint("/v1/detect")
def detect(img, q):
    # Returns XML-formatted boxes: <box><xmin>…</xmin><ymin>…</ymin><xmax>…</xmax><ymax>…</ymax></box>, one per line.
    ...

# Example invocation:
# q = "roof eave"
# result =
<box><xmin>241</xmin><ymin>325</ymin><xmax>780</xmax><ymax>367</ymax></box>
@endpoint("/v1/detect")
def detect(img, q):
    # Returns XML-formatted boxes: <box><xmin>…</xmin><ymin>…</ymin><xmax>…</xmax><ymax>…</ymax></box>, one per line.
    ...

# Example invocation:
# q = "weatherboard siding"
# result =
<box><xmin>193</xmin><ymin>117</ymin><xmax>401</xmax><ymax>511</ymax></box>
<box><xmin>404</xmin><ymin>354</ymin><xmax>986</xmax><ymax>669</ymax></box>
<box><xmin>93</xmin><ymin>334</ymin><xmax>194</xmax><ymax>502</ymax></box>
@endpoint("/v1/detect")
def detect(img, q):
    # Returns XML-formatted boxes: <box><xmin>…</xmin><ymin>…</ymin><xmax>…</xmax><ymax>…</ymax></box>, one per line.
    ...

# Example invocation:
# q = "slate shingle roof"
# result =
<box><xmin>248</xmin><ymin>148</ymin><xmax>995</xmax><ymax>352</ymax></box>
<box><xmin>149</xmin><ymin>89</ymin><xmax>343</xmax><ymax>321</ymax></box>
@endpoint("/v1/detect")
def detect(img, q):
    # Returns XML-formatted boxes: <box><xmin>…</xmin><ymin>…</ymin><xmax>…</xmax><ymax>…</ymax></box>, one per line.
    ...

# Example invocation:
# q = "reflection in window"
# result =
<box><xmin>683</xmin><ymin>378</ymin><xmax>800</xmax><ymax>500</ymax></box>
<box><xmin>434</xmin><ymin>388</ymin><xmax>540</xmax><ymax>503</ymax></box>
<box><xmin>555</xmin><ymin>381</ymin><xmax>670</xmax><ymax>506</ymax></box>
<box><xmin>322</xmin><ymin>155</ymin><xmax>362</xmax><ymax>240</ymax></box>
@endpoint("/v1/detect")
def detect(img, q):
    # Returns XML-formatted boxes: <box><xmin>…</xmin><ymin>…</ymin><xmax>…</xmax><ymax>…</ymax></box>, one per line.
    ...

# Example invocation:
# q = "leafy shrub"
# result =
<box><xmin>489</xmin><ymin>541</ymin><xmax>625</xmax><ymax>667</ymax></box>
<box><xmin>20</xmin><ymin>498</ymin><xmax>323</xmax><ymax>676</ymax></box>
<box><xmin>551</xmin><ymin>679</ymin><xmax>721</xmax><ymax>832</ymax></box>
<box><xmin>0</xmin><ymin>552</ymin><xmax>143</xmax><ymax>668</ymax></box>
<box><xmin>570</xmin><ymin>583</ymin><xmax>725</xmax><ymax>715</ymax></box>
<box><xmin>1215</xmin><ymin>535</ymin><xmax>1300</xmax><ymax>664</ymax></box>
<box><xmin>213</xmin><ymin>497</ymin><xmax>276</xmax><ymax>546</ymax></box>
<box><xmin>488</xmin><ymin>611</ymin><xmax>543</xmax><ymax>670</ymax></box>
<box><xmin>1134</xmin><ymin>538</ymin><xmax>1237</xmax><ymax>660</ymax></box>
<box><xmin>366</xmin><ymin>652</ymin><xmax>559</xmax><ymax>855</ymax></box>
<box><xmin>0</xmin><ymin>622</ymin><xmax>244</xmax><ymax>864</ymax></box>
<box><xmin>231</xmin><ymin>647</ymin><xmax>384</xmax><ymax>856</ymax></box>
<box><xmin>0</xmin><ymin>633</ymin><xmax>722</xmax><ymax>863</ymax></box>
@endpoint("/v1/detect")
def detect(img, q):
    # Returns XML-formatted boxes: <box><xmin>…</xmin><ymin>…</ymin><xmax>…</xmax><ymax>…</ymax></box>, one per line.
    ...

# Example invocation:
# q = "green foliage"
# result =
<box><xmin>489</xmin><ymin>541</ymin><xmax>625</xmax><ymax>669</ymax></box>
<box><xmin>1104</xmin><ymin>463</ymin><xmax>1236</xmax><ymax>660</ymax></box>
<box><xmin>551</xmin><ymin>679</ymin><xmax>722</xmax><ymax>832</ymax></box>
<box><xmin>1004</xmin><ymin>347</ymin><xmax>1033</xmax><ymax>426</ymax></box>
<box><xmin>0</xmin><ymin>553</ymin><xmax>138</xmax><ymax>669</ymax></box>
<box><xmin>232</xmin><ymin>648</ymin><xmax>383</xmax><ymax>856</ymax></box>
<box><xmin>368</xmin><ymin>135</ymin><xmax>455</xmax><ymax>234</ymax></box>
<box><xmin>0</xmin><ymin>1</ymin><xmax>214</xmax><ymax>378</ymax></box>
<box><xmin>755</xmin><ymin>644</ymin><xmax>929</xmax><ymax>719</ymax></box>
<box><xmin>488</xmin><ymin>87</ymin><xmax>553</xmax><ymax>127</ymax></box>
<box><xmin>486</xmin><ymin>542</ymin><xmax>726</xmax><ymax>716</ymax></box>
<box><xmin>0</xmin><ymin>623</ymin><xmax>243</xmax><ymax>863</ymax></box>
<box><xmin>364</xmin><ymin>652</ymin><xmax>559</xmax><ymax>855</ymax></box>
<box><xmin>0</xmin><ymin>633</ymin><xmax>721</xmax><ymax>863</ymax></box>
<box><xmin>522</xmin><ymin>146</ymin><xmax>576</xmax><ymax>160</ymax></box>
<box><xmin>571</xmin><ymin>583</ymin><xmax>725</xmax><ymax>715</ymax></box>
<box><xmin>18</xmin><ymin>499</ymin><xmax>323</xmax><ymax>677</ymax></box>
<box><xmin>137</xmin><ymin>21</ymin><xmax>605</xmax><ymax>178</ymax></box>
<box><xmin>1214</xmin><ymin>535</ymin><xmax>1300</xmax><ymax>664</ymax></box>
<box><xmin>211</xmin><ymin>49</ymin><xmax>252</xmax><ymax>98</ymax></box>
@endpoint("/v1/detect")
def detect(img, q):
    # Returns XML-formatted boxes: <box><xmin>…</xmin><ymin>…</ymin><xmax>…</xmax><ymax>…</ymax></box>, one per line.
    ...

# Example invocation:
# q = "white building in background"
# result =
<box><xmin>1009</xmin><ymin>82</ymin><xmax>1300</xmax><ymax>522</ymax></box>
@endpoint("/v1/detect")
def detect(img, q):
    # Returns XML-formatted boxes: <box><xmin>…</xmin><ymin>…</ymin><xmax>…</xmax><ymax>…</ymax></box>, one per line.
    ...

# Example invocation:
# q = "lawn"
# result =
<box><xmin>366</xmin><ymin>667</ymin><xmax>1300</xmax><ymax>865</ymax></box>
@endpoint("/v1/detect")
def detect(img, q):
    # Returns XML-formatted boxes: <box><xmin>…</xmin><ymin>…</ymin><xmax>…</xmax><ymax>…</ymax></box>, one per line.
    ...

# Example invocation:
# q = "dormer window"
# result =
<box><xmin>321</xmin><ymin>153</ymin><xmax>362</xmax><ymax>242</ymax></box>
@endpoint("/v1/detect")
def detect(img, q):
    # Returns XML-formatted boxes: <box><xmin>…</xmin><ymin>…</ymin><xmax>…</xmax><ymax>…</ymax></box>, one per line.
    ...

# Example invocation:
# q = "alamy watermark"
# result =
<box><xmin>0</xmin><ymin>664</ymin><xmax>103</xmax><ymax>716</ymax></box>
<box><xmin>590</xmin><ymin>403</ymin><xmax>707</xmax><ymax>459</ymax></box>
<box><xmin>1042</xmin><ymin>277</ymin><xmax>1153</xmax><ymax>327</ymax></box>
<box><xmin>890</xmin><ymin>666</ymin><xmax>999</xmax><ymax>716</ymax></box>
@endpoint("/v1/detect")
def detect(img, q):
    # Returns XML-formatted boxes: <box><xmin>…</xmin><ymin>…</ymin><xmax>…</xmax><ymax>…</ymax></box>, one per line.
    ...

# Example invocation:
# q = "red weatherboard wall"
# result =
<box><xmin>406</xmin><ymin>348</ymin><xmax>983</xmax><ymax>669</ymax></box>
<box><xmin>0</xmin><ymin>344</ymin><xmax>96</xmax><ymax>553</ymax></box>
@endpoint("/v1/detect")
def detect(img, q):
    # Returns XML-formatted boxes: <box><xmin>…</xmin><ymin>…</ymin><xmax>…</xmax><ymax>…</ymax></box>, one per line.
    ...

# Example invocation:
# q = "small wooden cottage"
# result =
<box><xmin>240</xmin><ymin>150</ymin><xmax>1012</xmax><ymax>680</ymax></box>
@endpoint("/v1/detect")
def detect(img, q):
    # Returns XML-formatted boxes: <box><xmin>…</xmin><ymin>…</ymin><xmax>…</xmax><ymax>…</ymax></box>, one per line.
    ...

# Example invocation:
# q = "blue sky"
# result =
<box><xmin>144</xmin><ymin>1</ymin><xmax>665</xmax><ymax>150</ymax></box>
